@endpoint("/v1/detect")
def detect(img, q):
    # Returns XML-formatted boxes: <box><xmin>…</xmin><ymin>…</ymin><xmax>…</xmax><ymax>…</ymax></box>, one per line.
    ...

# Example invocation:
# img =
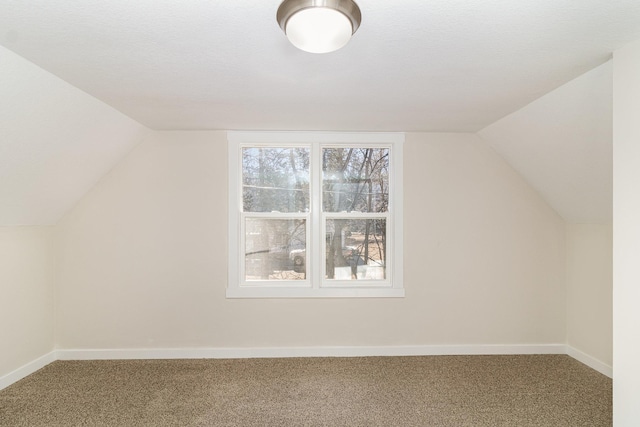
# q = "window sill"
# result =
<box><xmin>226</xmin><ymin>287</ymin><xmax>405</xmax><ymax>299</ymax></box>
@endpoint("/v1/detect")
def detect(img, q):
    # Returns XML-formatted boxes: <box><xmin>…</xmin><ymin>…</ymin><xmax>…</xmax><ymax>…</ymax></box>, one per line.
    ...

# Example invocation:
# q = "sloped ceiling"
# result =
<box><xmin>0</xmin><ymin>2</ymin><xmax>633</xmax><ymax>225</ymax></box>
<box><xmin>479</xmin><ymin>62</ymin><xmax>612</xmax><ymax>223</ymax></box>
<box><xmin>0</xmin><ymin>46</ymin><xmax>148</xmax><ymax>226</ymax></box>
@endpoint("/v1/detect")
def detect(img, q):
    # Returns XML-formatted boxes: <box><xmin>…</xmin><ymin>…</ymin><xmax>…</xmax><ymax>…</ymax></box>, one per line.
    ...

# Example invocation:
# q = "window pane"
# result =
<box><xmin>322</xmin><ymin>148</ymin><xmax>389</xmax><ymax>213</ymax></box>
<box><xmin>325</xmin><ymin>218</ymin><xmax>386</xmax><ymax>281</ymax></box>
<box><xmin>245</xmin><ymin>218</ymin><xmax>306</xmax><ymax>281</ymax></box>
<box><xmin>243</xmin><ymin>147</ymin><xmax>310</xmax><ymax>213</ymax></box>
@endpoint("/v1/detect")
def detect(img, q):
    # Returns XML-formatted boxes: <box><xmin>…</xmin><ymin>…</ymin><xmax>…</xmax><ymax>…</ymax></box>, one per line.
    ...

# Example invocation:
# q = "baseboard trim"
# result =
<box><xmin>56</xmin><ymin>344</ymin><xmax>566</xmax><ymax>361</ymax></box>
<box><xmin>566</xmin><ymin>346</ymin><xmax>612</xmax><ymax>378</ymax></box>
<box><xmin>0</xmin><ymin>351</ymin><xmax>57</xmax><ymax>391</ymax></box>
<box><xmin>1</xmin><ymin>344</ymin><xmax>609</xmax><ymax>391</ymax></box>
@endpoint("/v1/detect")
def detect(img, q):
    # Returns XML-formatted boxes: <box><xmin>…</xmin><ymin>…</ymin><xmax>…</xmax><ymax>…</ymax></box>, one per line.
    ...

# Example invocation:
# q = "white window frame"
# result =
<box><xmin>227</xmin><ymin>131</ymin><xmax>404</xmax><ymax>298</ymax></box>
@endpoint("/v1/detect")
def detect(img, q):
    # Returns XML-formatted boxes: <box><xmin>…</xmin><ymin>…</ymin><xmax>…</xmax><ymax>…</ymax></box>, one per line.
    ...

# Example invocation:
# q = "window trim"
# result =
<box><xmin>227</xmin><ymin>131</ymin><xmax>404</xmax><ymax>298</ymax></box>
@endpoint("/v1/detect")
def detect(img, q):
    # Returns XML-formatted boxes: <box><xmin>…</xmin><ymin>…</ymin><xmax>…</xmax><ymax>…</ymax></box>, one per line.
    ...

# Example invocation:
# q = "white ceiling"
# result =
<box><xmin>0</xmin><ymin>1</ymin><xmax>634</xmax><ymax>225</ymax></box>
<box><xmin>1</xmin><ymin>0</ymin><xmax>639</xmax><ymax>131</ymax></box>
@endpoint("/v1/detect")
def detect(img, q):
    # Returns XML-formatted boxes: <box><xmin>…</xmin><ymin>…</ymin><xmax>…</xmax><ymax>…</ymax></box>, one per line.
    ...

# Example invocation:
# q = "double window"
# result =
<box><xmin>227</xmin><ymin>132</ymin><xmax>404</xmax><ymax>298</ymax></box>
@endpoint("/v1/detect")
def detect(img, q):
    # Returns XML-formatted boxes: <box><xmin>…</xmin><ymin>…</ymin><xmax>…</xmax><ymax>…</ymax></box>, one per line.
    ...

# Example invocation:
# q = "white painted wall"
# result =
<box><xmin>613</xmin><ymin>39</ymin><xmax>640</xmax><ymax>426</ymax></box>
<box><xmin>405</xmin><ymin>133</ymin><xmax>566</xmax><ymax>345</ymax></box>
<box><xmin>0</xmin><ymin>45</ymin><xmax>148</xmax><ymax>226</ymax></box>
<box><xmin>0</xmin><ymin>227</ymin><xmax>54</xmax><ymax>379</ymax></box>
<box><xmin>479</xmin><ymin>60</ymin><xmax>615</xmax><ymax>374</ymax></box>
<box><xmin>566</xmin><ymin>223</ymin><xmax>612</xmax><ymax>367</ymax></box>
<box><xmin>54</xmin><ymin>131</ymin><xmax>566</xmax><ymax>350</ymax></box>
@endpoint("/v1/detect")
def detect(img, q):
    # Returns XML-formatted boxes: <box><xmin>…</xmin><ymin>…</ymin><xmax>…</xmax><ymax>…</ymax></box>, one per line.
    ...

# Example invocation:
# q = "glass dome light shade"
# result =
<box><xmin>285</xmin><ymin>7</ymin><xmax>353</xmax><ymax>54</ymax></box>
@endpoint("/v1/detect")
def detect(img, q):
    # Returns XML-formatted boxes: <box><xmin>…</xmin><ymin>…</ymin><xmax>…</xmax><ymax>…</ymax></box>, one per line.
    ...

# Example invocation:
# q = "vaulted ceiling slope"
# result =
<box><xmin>1</xmin><ymin>2</ymin><xmax>635</xmax><ymax>226</ymax></box>
<box><xmin>0</xmin><ymin>1</ymin><xmax>639</xmax><ymax>131</ymax></box>
<box><xmin>0</xmin><ymin>46</ymin><xmax>148</xmax><ymax>226</ymax></box>
<box><xmin>479</xmin><ymin>62</ymin><xmax>612</xmax><ymax>223</ymax></box>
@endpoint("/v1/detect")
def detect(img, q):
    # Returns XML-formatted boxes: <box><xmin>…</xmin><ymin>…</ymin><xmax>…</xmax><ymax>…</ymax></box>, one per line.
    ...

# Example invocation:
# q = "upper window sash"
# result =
<box><xmin>241</xmin><ymin>146</ymin><xmax>311</xmax><ymax>214</ymax></box>
<box><xmin>321</xmin><ymin>146</ymin><xmax>391</xmax><ymax>214</ymax></box>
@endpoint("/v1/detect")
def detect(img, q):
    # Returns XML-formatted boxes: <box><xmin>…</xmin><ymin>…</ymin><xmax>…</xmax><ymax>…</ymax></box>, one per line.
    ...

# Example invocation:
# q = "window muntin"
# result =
<box><xmin>228</xmin><ymin>132</ymin><xmax>404</xmax><ymax>298</ymax></box>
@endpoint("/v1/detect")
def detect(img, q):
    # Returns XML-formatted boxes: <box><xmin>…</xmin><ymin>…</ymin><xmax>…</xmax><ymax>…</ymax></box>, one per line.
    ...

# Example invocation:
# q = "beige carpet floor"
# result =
<box><xmin>0</xmin><ymin>355</ymin><xmax>611</xmax><ymax>426</ymax></box>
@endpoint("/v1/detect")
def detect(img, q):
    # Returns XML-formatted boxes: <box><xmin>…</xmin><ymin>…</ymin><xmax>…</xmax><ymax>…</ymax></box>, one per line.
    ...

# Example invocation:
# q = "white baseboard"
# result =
<box><xmin>56</xmin><ymin>344</ymin><xmax>566</xmax><ymax>361</ymax></box>
<box><xmin>0</xmin><ymin>351</ymin><xmax>57</xmax><ymax>391</ymax></box>
<box><xmin>1</xmin><ymin>344</ymin><xmax>608</xmax><ymax>392</ymax></box>
<box><xmin>566</xmin><ymin>345</ymin><xmax>612</xmax><ymax>378</ymax></box>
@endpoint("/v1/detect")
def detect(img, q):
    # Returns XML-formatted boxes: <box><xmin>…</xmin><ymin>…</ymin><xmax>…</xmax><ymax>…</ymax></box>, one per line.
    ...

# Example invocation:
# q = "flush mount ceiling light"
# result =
<box><xmin>277</xmin><ymin>0</ymin><xmax>362</xmax><ymax>54</ymax></box>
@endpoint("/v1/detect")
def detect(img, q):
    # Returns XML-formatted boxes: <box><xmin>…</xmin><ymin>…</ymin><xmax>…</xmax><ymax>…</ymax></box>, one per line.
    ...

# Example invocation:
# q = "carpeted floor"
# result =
<box><xmin>0</xmin><ymin>355</ymin><xmax>611</xmax><ymax>426</ymax></box>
